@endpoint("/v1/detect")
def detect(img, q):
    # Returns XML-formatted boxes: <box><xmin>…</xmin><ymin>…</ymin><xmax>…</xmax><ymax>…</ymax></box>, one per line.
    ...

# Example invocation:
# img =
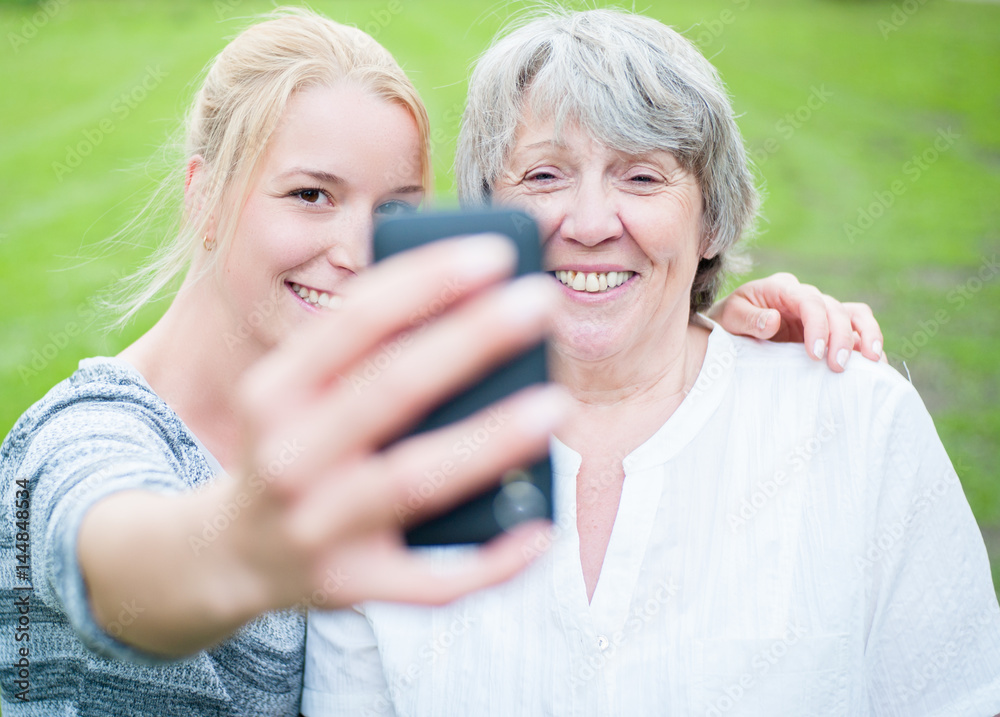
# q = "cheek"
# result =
<box><xmin>237</xmin><ymin>205</ymin><xmax>319</xmax><ymax>270</ymax></box>
<box><xmin>634</xmin><ymin>203</ymin><xmax>703</xmax><ymax>262</ymax></box>
<box><xmin>496</xmin><ymin>190</ymin><xmax>562</xmax><ymax>242</ymax></box>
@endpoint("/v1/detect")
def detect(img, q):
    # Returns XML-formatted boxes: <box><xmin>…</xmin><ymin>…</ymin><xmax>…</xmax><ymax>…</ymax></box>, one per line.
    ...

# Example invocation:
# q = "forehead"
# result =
<box><xmin>264</xmin><ymin>83</ymin><xmax>423</xmax><ymax>185</ymax></box>
<box><xmin>509</xmin><ymin>109</ymin><xmax>682</xmax><ymax>170</ymax></box>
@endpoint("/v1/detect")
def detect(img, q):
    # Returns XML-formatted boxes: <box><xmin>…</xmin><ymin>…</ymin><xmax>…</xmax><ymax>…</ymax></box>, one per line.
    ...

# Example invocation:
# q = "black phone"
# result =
<box><xmin>373</xmin><ymin>208</ymin><xmax>552</xmax><ymax>546</ymax></box>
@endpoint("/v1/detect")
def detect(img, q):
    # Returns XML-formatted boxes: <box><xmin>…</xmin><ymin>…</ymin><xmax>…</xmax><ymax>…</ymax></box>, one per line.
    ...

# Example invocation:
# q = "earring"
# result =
<box><xmin>203</xmin><ymin>235</ymin><xmax>216</xmax><ymax>251</ymax></box>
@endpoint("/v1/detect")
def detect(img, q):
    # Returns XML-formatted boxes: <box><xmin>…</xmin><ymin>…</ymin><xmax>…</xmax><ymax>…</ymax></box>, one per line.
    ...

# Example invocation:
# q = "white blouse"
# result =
<box><xmin>303</xmin><ymin>326</ymin><xmax>1000</xmax><ymax>716</ymax></box>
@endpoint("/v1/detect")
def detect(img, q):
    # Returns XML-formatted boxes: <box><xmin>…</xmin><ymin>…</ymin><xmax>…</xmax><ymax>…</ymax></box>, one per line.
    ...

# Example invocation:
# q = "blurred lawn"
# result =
<box><xmin>1</xmin><ymin>0</ymin><xmax>998</xmax><ymax>610</ymax></box>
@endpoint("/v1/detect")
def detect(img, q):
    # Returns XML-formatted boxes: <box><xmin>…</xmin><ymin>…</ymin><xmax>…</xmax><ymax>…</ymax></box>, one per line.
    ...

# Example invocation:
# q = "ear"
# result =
<box><xmin>184</xmin><ymin>155</ymin><xmax>216</xmax><ymax>241</ymax></box>
<box><xmin>184</xmin><ymin>155</ymin><xmax>208</xmax><ymax>219</ymax></box>
<box><xmin>700</xmin><ymin>230</ymin><xmax>719</xmax><ymax>260</ymax></box>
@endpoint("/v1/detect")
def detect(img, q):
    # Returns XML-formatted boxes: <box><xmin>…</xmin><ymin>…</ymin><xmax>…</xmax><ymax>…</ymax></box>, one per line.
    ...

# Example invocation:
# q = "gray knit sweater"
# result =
<box><xmin>0</xmin><ymin>357</ymin><xmax>304</xmax><ymax>716</ymax></box>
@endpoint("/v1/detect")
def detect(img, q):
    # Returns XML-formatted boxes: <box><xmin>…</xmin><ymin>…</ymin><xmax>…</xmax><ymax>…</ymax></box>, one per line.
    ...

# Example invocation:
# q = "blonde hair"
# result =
<box><xmin>456</xmin><ymin>7</ymin><xmax>758</xmax><ymax>313</ymax></box>
<box><xmin>115</xmin><ymin>7</ymin><xmax>431</xmax><ymax>325</ymax></box>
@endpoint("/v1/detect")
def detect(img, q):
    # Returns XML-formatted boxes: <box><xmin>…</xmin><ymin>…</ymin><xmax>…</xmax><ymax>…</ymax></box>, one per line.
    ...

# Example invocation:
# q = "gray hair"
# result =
<box><xmin>456</xmin><ymin>7</ymin><xmax>759</xmax><ymax>312</ymax></box>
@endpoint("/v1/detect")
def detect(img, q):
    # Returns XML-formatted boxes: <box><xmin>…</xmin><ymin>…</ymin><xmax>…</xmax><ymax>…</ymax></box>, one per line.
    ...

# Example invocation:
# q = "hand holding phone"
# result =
<box><xmin>373</xmin><ymin>209</ymin><xmax>553</xmax><ymax>546</ymax></box>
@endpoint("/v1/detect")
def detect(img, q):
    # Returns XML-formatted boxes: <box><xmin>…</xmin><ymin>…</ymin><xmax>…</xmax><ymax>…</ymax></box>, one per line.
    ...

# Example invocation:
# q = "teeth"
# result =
<box><xmin>290</xmin><ymin>282</ymin><xmax>338</xmax><ymax>309</ymax></box>
<box><xmin>555</xmin><ymin>270</ymin><xmax>634</xmax><ymax>293</ymax></box>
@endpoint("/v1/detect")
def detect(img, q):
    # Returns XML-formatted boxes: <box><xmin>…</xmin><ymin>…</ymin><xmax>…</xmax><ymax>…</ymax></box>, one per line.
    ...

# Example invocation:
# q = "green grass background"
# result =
<box><xmin>1</xmin><ymin>0</ymin><xmax>997</xmax><ymax>609</ymax></box>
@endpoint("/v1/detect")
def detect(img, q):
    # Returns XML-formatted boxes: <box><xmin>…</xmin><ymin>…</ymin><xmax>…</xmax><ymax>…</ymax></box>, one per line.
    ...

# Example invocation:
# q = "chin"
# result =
<box><xmin>551</xmin><ymin>320</ymin><xmax>626</xmax><ymax>363</ymax></box>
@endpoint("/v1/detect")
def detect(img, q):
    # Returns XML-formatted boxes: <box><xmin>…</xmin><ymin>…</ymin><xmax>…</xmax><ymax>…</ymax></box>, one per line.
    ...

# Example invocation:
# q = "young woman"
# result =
<box><xmin>0</xmin><ymin>8</ymin><xmax>883</xmax><ymax>715</ymax></box>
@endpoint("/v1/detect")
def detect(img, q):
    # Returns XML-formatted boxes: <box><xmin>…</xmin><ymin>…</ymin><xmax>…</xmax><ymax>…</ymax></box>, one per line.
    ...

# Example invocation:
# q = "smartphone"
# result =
<box><xmin>373</xmin><ymin>209</ymin><xmax>552</xmax><ymax>546</ymax></box>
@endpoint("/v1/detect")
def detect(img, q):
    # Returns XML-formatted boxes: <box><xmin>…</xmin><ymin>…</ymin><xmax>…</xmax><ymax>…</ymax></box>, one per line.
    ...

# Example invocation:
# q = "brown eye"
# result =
<box><xmin>298</xmin><ymin>189</ymin><xmax>321</xmax><ymax>203</ymax></box>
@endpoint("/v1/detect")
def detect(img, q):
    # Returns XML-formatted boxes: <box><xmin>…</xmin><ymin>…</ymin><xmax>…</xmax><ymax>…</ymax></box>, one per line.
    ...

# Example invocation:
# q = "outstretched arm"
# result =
<box><xmin>708</xmin><ymin>272</ymin><xmax>885</xmax><ymax>373</ymax></box>
<box><xmin>77</xmin><ymin>234</ymin><xmax>567</xmax><ymax>658</ymax></box>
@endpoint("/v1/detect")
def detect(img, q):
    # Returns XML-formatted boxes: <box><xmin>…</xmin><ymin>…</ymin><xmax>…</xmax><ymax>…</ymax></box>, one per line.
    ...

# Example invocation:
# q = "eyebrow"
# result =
<box><xmin>278</xmin><ymin>167</ymin><xmax>424</xmax><ymax>195</ymax></box>
<box><xmin>523</xmin><ymin>140</ymin><xmax>563</xmax><ymax>151</ymax></box>
<box><xmin>279</xmin><ymin>167</ymin><xmax>345</xmax><ymax>185</ymax></box>
<box><xmin>391</xmin><ymin>185</ymin><xmax>425</xmax><ymax>195</ymax></box>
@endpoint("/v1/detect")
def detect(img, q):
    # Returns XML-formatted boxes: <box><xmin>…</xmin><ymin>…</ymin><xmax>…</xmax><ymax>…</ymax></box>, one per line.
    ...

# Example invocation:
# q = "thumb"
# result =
<box><xmin>748</xmin><ymin>308</ymin><xmax>780</xmax><ymax>339</ymax></box>
<box><xmin>711</xmin><ymin>292</ymin><xmax>780</xmax><ymax>339</ymax></box>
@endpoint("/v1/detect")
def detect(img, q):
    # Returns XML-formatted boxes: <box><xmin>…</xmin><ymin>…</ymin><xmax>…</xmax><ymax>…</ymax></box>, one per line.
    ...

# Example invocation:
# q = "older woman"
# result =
<box><xmin>303</xmin><ymin>8</ymin><xmax>1000</xmax><ymax>716</ymax></box>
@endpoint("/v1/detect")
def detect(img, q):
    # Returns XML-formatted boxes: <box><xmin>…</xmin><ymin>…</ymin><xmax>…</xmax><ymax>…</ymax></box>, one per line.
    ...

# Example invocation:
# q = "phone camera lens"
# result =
<box><xmin>493</xmin><ymin>478</ymin><xmax>547</xmax><ymax>530</ymax></box>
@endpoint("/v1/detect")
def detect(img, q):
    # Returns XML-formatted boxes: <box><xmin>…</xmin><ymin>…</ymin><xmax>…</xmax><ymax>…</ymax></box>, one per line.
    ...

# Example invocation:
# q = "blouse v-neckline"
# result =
<box><xmin>549</xmin><ymin>324</ymin><xmax>737</xmax><ymax>647</ymax></box>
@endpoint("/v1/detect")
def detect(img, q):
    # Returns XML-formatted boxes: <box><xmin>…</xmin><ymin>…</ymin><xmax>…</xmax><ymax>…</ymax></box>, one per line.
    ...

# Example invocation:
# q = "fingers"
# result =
<box><xmin>283</xmin><ymin>274</ymin><xmax>558</xmax><ymax>485</ymax></box>
<box><xmin>843</xmin><ymin>302</ymin><xmax>884</xmax><ymax>362</ymax></box>
<box><xmin>708</xmin><ymin>287</ymin><xmax>781</xmax><ymax>340</ymax></box>
<box><xmin>796</xmin><ymin>294</ymin><xmax>883</xmax><ymax>373</ymax></box>
<box><xmin>242</xmin><ymin>234</ymin><xmax>518</xmax><ymax>422</ymax></box>
<box><xmin>719</xmin><ymin>273</ymin><xmax>887</xmax><ymax>372</ymax></box>
<box><xmin>291</xmin><ymin>384</ymin><xmax>569</xmax><ymax>548</ymax></box>
<box><xmin>317</xmin><ymin>521</ymin><xmax>552</xmax><ymax>609</ymax></box>
<box><xmin>775</xmin><ymin>281</ymin><xmax>831</xmax><ymax>362</ymax></box>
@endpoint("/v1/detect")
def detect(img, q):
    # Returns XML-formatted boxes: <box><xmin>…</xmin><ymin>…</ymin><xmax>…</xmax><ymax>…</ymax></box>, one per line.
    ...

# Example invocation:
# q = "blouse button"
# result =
<box><xmin>597</xmin><ymin>635</ymin><xmax>609</xmax><ymax>651</ymax></box>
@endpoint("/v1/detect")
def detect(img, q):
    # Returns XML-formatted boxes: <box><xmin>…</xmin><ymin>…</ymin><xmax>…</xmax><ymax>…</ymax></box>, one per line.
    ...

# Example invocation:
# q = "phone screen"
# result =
<box><xmin>373</xmin><ymin>209</ymin><xmax>552</xmax><ymax>546</ymax></box>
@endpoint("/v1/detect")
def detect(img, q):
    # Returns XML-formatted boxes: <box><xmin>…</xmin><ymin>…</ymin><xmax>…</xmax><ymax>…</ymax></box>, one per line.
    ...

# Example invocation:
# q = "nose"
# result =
<box><xmin>560</xmin><ymin>176</ymin><xmax>623</xmax><ymax>247</ymax></box>
<box><xmin>324</xmin><ymin>206</ymin><xmax>373</xmax><ymax>276</ymax></box>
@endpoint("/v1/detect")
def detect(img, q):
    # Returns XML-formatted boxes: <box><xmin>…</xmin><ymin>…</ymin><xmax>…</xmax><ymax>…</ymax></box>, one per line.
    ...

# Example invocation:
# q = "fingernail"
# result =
<box><xmin>516</xmin><ymin>385</ymin><xmax>572</xmax><ymax>436</ymax></box>
<box><xmin>756</xmin><ymin>310</ymin><xmax>772</xmax><ymax>332</ymax></box>
<box><xmin>498</xmin><ymin>274</ymin><xmax>557</xmax><ymax>326</ymax></box>
<box><xmin>836</xmin><ymin>348</ymin><xmax>849</xmax><ymax>369</ymax></box>
<box><xmin>457</xmin><ymin>233</ymin><xmax>517</xmax><ymax>280</ymax></box>
<box><xmin>813</xmin><ymin>339</ymin><xmax>826</xmax><ymax>360</ymax></box>
<box><xmin>872</xmin><ymin>340</ymin><xmax>882</xmax><ymax>359</ymax></box>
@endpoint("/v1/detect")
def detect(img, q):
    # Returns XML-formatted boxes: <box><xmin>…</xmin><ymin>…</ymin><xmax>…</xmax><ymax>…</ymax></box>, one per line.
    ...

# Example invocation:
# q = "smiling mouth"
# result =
<box><xmin>288</xmin><ymin>281</ymin><xmax>343</xmax><ymax>309</ymax></box>
<box><xmin>554</xmin><ymin>270</ymin><xmax>635</xmax><ymax>293</ymax></box>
